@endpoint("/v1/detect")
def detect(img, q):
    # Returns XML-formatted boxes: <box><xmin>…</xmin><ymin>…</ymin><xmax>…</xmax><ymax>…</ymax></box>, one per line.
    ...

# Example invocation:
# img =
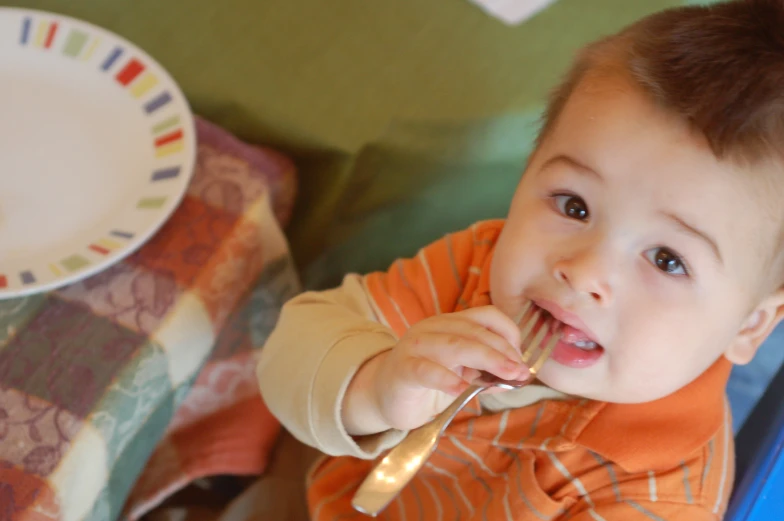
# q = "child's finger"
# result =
<box><xmin>412</xmin><ymin>332</ymin><xmax>529</xmax><ymax>381</ymax></box>
<box><xmin>456</xmin><ymin>306</ymin><xmax>524</xmax><ymax>353</ymax></box>
<box><xmin>402</xmin><ymin>356</ymin><xmax>470</xmax><ymax>396</ymax></box>
<box><xmin>414</xmin><ymin>316</ymin><xmax>524</xmax><ymax>365</ymax></box>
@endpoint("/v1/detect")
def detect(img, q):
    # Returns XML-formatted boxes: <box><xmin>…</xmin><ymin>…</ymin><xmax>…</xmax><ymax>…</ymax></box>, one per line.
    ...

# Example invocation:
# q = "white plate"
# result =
<box><xmin>0</xmin><ymin>8</ymin><xmax>196</xmax><ymax>299</ymax></box>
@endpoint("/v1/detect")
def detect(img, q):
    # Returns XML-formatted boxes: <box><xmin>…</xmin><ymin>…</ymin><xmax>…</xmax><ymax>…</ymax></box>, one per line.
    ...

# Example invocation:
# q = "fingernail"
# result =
<box><xmin>504</xmin><ymin>360</ymin><xmax>524</xmax><ymax>373</ymax></box>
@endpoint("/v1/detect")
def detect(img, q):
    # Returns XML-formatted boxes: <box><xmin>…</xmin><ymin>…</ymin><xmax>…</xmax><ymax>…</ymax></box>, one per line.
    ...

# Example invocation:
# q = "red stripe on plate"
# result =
<box><xmin>154</xmin><ymin>129</ymin><xmax>184</xmax><ymax>148</ymax></box>
<box><xmin>89</xmin><ymin>244</ymin><xmax>110</xmax><ymax>255</ymax></box>
<box><xmin>44</xmin><ymin>22</ymin><xmax>58</xmax><ymax>49</ymax></box>
<box><xmin>116</xmin><ymin>58</ymin><xmax>145</xmax><ymax>86</ymax></box>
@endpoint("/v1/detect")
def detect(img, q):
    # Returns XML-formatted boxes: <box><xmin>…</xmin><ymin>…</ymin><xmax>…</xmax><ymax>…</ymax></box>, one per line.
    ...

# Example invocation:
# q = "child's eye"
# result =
<box><xmin>553</xmin><ymin>194</ymin><xmax>589</xmax><ymax>221</ymax></box>
<box><xmin>645</xmin><ymin>247</ymin><xmax>689</xmax><ymax>276</ymax></box>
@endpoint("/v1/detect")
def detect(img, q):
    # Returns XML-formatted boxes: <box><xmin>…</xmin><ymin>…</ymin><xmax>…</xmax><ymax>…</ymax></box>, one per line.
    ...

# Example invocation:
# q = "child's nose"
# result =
<box><xmin>552</xmin><ymin>246</ymin><xmax>613</xmax><ymax>305</ymax></box>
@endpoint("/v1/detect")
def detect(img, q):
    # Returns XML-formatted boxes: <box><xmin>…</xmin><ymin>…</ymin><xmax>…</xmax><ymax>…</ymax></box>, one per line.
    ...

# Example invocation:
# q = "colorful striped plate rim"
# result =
<box><xmin>0</xmin><ymin>8</ymin><xmax>195</xmax><ymax>299</ymax></box>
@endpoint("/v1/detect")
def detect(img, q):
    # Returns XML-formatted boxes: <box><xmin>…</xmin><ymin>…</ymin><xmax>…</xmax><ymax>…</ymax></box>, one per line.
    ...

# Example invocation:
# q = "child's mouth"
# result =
<box><xmin>537</xmin><ymin>306</ymin><xmax>605</xmax><ymax>368</ymax></box>
<box><xmin>560</xmin><ymin>324</ymin><xmax>600</xmax><ymax>350</ymax></box>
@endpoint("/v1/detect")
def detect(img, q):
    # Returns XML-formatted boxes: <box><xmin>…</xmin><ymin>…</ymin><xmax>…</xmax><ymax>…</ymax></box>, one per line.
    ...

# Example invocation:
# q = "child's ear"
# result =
<box><xmin>726</xmin><ymin>288</ymin><xmax>784</xmax><ymax>365</ymax></box>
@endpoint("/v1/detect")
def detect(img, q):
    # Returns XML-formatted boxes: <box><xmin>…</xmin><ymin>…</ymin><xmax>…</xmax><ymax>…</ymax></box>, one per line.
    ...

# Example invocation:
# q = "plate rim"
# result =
<box><xmin>0</xmin><ymin>6</ymin><xmax>197</xmax><ymax>300</ymax></box>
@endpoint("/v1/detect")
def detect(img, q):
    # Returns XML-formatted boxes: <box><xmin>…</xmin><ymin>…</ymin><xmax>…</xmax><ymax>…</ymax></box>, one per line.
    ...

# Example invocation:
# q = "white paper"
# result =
<box><xmin>467</xmin><ymin>0</ymin><xmax>559</xmax><ymax>25</ymax></box>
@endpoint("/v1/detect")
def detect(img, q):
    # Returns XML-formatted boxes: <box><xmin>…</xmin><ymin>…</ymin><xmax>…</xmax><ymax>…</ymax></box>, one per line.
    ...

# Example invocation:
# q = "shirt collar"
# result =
<box><xmin>577</xmin><ymin>357</ymin><xmax>731</xmax><ymax>472</ymax></box>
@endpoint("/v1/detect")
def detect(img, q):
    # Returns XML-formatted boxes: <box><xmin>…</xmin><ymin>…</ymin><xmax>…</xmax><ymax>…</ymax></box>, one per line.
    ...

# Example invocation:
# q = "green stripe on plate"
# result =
<box><xmin>138</xmin><ymin>197</ymin><xmax>167</xmax><ymax>209</ymax></box>
<box><xmin>62</xmin><ymin>30</ymin><xmax>89</xmax><ymax>58</ymax></box>
<box><xmin>152</xmin><ymin>115</ymin><xmax>181</xmax><ymax>135</ymax></box>
<box><xmin>62</xmin><ymin>254</ymin><xmax>89</xmax><ymax>272</ymax></box>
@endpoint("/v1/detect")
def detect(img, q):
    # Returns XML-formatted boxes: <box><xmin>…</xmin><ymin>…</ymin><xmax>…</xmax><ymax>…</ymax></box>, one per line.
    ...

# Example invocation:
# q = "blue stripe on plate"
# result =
<box><xmin>101</xmin><ymin>46</ymin><xmax>123</xmax><ymax>71</ymax></box>
<box><xmin>20</xmin><ymin>17</ymin><xmax>31</xmax><ymax>45</ymax></box>
<box><xmin>151</xmin><ymin>167</ymin><xmax>180</xmax><ymax>181</ymax></box>
<box><xmin>144</xmin><ymin>92</ymin><xmax>172</xmax><ymax>114</ymax></box>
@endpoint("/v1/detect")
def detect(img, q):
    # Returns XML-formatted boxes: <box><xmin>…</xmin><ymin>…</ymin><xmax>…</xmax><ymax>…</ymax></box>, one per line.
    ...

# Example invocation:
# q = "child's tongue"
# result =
<box><xmin>560</xmin><ymin>324</ymin><xmax>594</xmax><ymax>344</ymax></box>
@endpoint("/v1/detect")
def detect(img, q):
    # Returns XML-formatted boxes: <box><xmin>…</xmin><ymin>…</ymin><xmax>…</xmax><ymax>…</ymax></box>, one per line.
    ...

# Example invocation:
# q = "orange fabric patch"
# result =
<box><xmin>127</xmin><ymin>196</ymin><xmax>239</xmax><ymax>290</ymax></box>
<box><xmin>190</xmin><ymin>218</ymin><xmax>268</xmax><ymax>329</ymax></box>
<box><xmin>0</xmin><ymin>463</ymin><xmax>60</xmax><ymax>521</ymax></box>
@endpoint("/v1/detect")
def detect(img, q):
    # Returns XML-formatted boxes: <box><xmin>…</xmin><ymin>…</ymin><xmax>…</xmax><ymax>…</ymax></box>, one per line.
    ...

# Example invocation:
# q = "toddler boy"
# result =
<box><xmin>258</xmin><ymin>1</ymin><xmax>784</xmax><ymax>519</ymax></box>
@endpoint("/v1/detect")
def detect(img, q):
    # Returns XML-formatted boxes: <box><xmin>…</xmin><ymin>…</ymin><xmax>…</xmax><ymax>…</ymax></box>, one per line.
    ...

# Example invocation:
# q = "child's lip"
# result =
<box><xmin>532</xmin><ymin>298</ymin><xmax>600</xmax><ymax>345</ymax></box>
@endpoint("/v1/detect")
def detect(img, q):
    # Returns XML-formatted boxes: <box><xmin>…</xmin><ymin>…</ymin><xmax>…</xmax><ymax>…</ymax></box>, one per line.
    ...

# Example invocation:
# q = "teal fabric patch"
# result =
<box><xmin>106</xmin><ymin>394</ymin><xmax>176</xmax><ymax>521</ymax></box>
<box><xmin>84</xmin><ymin>488</ymin><xmax>111</xmax><ymax>521</ymax></box>
<box><xmin>89</xmin><ymin>340</ymin><xmax>173</xmax><ymax>464</ymax></box>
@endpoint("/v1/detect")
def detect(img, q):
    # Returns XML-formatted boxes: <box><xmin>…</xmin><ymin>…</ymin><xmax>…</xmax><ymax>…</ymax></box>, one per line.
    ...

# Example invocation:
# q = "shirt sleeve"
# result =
<box><xmin>363</xmin><ymin>224</ymin><xmax>496</xmax><ymax>336</ymax></box>
<box><xmin>257</xmin><ymin>273</ymin><xmax>402</xmax><ymax>459</ymax></box>
<box><xmin>256</xmin><ymin>222</ymin><xmax>501</xmax><ymax>459</ymax></box>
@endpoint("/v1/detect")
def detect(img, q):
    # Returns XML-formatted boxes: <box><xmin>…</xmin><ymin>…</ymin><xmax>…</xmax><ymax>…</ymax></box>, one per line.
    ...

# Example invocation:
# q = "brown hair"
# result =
<box><xmin>540</xmin><ymin>0</ymin><xmax>784</xmax><ymax>165</ymax></box>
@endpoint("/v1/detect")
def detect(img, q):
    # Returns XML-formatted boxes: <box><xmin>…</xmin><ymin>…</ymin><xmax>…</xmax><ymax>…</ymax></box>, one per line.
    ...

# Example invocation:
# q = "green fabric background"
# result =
<box><xmin>10</xmin><ymin>0</ymin><xmax>706</xmax><ymax>287</ymax></box>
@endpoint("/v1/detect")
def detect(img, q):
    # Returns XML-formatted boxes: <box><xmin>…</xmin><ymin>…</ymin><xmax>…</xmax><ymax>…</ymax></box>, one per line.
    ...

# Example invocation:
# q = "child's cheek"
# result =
<box><xmin>535</xmin><ymin>208</ymin><xmax>584</xmax><ymax>237</ymax></box>
<box><xmin>636</xmin><ymin>257</ymin><xmax>691</xmax><ymax>304</ymax></box>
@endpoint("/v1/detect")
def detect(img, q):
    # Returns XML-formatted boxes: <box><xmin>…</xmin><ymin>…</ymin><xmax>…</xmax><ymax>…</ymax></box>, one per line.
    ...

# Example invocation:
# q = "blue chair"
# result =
<box><xmin>725</xmin><ymin>326</ymin><xmax>784</xmax><ymax>519</ymax></box>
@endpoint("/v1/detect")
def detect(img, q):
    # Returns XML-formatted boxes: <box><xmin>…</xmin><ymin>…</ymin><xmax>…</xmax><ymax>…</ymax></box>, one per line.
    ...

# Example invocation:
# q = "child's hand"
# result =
<box><xmin>342</xmin><ymin>306</ymin><xmax>529</xmax><ymax>434</ymax></box>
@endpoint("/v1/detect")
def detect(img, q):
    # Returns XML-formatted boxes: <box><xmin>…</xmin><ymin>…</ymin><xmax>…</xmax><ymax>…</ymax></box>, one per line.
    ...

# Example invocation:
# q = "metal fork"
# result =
<box><xmin>351</xmin><ymin>302</ymin><xmax>560</xmax><ymax>517</ymax></box>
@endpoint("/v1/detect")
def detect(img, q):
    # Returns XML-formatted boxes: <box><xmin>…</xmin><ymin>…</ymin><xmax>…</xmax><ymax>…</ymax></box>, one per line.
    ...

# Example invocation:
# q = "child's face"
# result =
<box><xmin>491</xmin><ymin>76</ymin><xmax>784</xmax><ymax>403</ymax></box>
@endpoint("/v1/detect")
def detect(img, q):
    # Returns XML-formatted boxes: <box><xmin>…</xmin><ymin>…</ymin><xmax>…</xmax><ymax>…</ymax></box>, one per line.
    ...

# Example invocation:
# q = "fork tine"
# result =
<box><xmin>512</xmin><ymin>300</ymin><xmax>533</xmax><ymax>326</ymax></box>
<box><xmin>522</xmin><ymin>317</ymin><xmax>549</xmax><ymax>364</ymax></box>
<box><xmin>518</xmin><ymin>309</ymin><xmax>541</xmax><ymax>352</ymax></box>
<box><xmin>530</xmin><ymin>325</ymin><xmax>560</xmax><ymax>374</ymax></box>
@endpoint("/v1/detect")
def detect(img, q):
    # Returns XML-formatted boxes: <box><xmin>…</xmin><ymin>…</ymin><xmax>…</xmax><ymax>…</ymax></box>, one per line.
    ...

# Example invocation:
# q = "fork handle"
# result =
<box><xmin>430</xmin><ymin>383</ymin><xmax>486</xmax><ymax>435</ymax></box>
<box><xmin>351</xmin><ymin>384</ymin><xmax>484</xmax><ymax>516</ymax></box>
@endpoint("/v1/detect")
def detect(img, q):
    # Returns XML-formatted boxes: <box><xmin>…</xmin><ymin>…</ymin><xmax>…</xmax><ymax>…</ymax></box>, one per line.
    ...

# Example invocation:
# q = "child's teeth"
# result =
<box><xmin>574</xmin><ymin>340</ymin><xmax>597</xmax><ymax>350</ymax></box>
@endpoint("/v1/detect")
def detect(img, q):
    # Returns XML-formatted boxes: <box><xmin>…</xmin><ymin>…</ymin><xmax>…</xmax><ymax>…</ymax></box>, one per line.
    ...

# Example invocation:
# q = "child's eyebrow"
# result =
<box><xmin>544</xmin><ymin>155</ymin><xmax>605</xmax><ymax>183</ymax></box>
<box><xmin>660</xmin><ymin>211</ymin><xmax>723</xmax><ymax>264</ymax></box>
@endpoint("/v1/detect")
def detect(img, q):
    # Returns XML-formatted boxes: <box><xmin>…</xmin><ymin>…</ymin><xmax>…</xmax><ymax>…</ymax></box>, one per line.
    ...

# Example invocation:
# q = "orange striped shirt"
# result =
<box><xmin>307</xmin><ymin>220</ymin><xmax>734</xmax><ymax>520</ymax></box>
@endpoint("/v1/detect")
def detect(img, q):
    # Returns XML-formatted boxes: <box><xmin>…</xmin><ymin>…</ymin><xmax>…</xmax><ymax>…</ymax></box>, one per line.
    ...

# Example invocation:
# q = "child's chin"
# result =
<box><xmin>536</xmin><ymin>365</ymin><xmax>607</xmax><ymax>399</ymax></box>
